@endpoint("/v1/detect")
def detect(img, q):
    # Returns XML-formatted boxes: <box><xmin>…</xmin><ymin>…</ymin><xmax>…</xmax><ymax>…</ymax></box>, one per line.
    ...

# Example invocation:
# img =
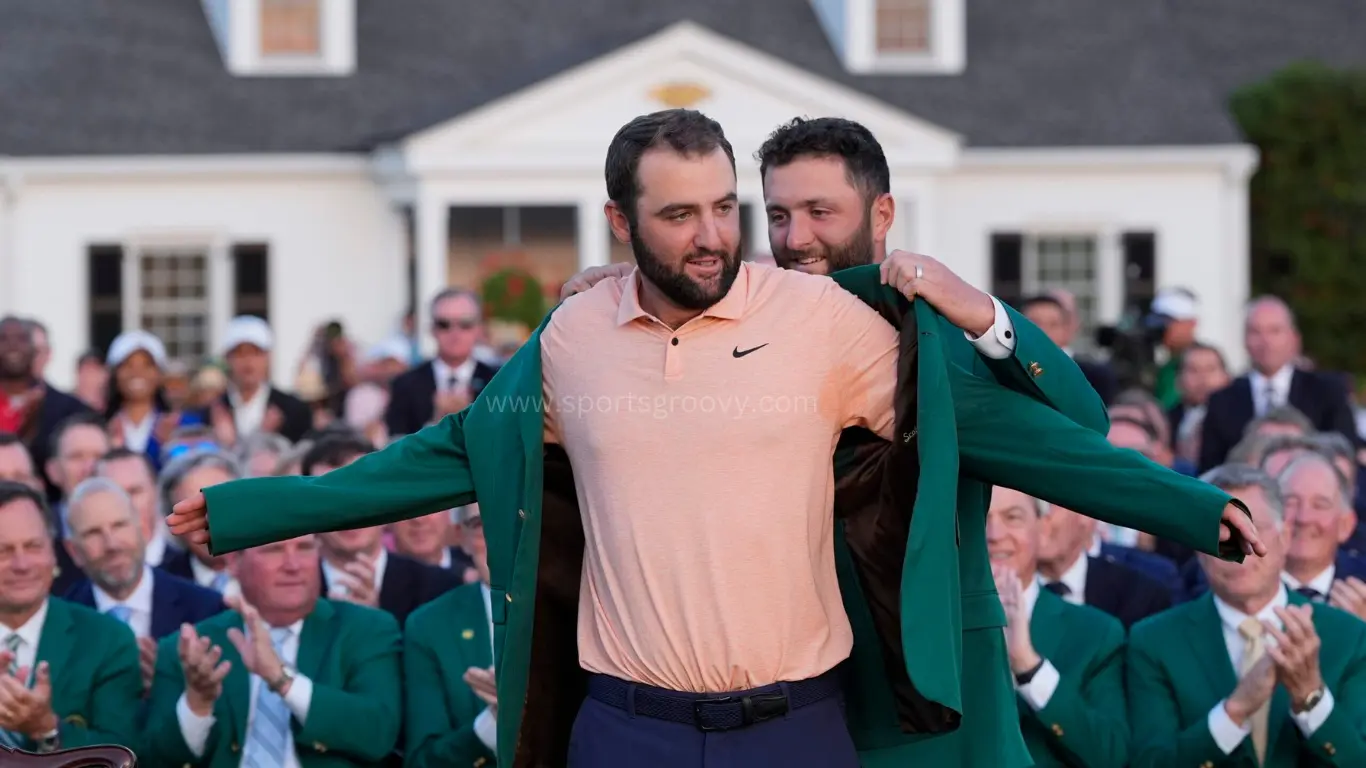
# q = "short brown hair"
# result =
<box><xmin>604</xmin><ymin>109</ymin><xmax>735</xmax><ymax>226</ymax></box>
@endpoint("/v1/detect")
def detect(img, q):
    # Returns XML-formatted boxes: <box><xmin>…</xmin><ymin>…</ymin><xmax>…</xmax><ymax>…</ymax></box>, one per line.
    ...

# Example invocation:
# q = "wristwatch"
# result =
<box><xmin>1294</xmin><ymin>686</ymin><xmax>1326</xmax><ymax>713</ymax></box>
<box><xmin>32</xmin><ymin>727</ymin><xmax>60</xmax><ymax>753</ymax></box>
<box><xmin>268</xmin><ymin>664</ymin><xmax>297</xmax><ymax>693</ymax></box>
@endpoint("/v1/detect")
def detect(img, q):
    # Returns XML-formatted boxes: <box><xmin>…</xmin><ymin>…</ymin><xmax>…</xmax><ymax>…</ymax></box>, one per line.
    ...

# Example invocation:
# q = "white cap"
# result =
<box><xmin>106</xmin><ymin>330</ymin><xmax>167</xmax><ymax>369</ymax></box>
<box><xmin>1149</xmin><ymin>288</ymin><xmax>1198</xmax><ymax>321</ymax></box>
<box><xmin>221</xmin><ymin>315</ymin><xmax>273</xmax><ymax>355</ymax></box>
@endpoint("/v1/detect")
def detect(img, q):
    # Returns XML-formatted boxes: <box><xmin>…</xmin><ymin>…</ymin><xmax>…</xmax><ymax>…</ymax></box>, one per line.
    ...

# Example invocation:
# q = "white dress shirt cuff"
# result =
<box><xmin>473</xmin><ymin>707</ymin><xmax>498</xmax><ymax>752</ymax></box>
<box><xmin>283</xmin><ymin>674</ymin><xmax>314</xmax><ymax>726</ymax></box>
<box><xmin>1207</xmin><ymin>700</ymin><xmax>1251</xmax><ymax>754</ymax></box>
<box><xmin>1016</xmin><ymin>659</ymin><xmax>1061</xmax><ymax>710</ymax></box>
<box><xmin>964</xmin><ymin>296</ymin><xmax>1016</xmax><ymax>360</ymax></box>
<box><xmin>1292</xmin><ymin>687</ymin><xmax>1335</xmax><ymax>736</ymax></box>
<box><xmin>175</xmin><ymin>692</ymin><xmax>216</xmax><ymax>758</ymax></box>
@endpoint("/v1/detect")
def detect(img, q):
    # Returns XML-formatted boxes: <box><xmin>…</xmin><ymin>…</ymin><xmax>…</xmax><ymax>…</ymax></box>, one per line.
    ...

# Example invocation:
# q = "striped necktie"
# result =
<box><xmin>0</xmin><ymin>634</ymin><xmax>24</xmax><ymax>747</ymax></box>
<box><xmin>240</xmin><ymin>627</ymin><xmax>293</xmax><ymax>768</ymax></box>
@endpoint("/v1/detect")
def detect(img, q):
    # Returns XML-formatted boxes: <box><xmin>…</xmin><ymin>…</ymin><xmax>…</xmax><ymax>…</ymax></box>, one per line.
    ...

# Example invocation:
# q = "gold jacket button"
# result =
<box><xmin>1050</xmin><ymin>723</ymin><xmax>1063</xmax><ymax>737</ymax></box>
<box><xmin>506</xmin><ymin>593</ymin><xmax>513</xmax><ymax>603</ymax></box>
<box><xmin>518</xmin><ymin>508</ymin><xmax>527</xmax><ymax>519</ymax></box>
<box><xmin>474</xmin><ymin>758</ymin><xmax>488</xmax><ymax>767</ymax></box>
<box><xmin>1325</xmin><ymin>742</ymin><xmax>1336</xmax><ymax>755</ymax></box>
<box><xmin>314</xmin><ymin>741</ymin><xmax>328</xmax><ymax>752</ymax></box>
<box><xmin>230</xmin><ymin>742</ymin><xmax>240</xmax><ymax>753</ymax></box>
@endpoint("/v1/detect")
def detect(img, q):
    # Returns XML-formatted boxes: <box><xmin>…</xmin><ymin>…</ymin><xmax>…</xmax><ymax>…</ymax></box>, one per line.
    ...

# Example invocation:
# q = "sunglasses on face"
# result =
<box><xmin>434</xmin><ymin>317</ymin><xmax>479</xmax><ymax>332</ymax></box>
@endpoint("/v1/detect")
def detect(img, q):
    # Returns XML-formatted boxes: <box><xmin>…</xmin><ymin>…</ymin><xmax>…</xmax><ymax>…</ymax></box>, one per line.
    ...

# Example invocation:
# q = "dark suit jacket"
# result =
<box><xmin>154</xmin><ymin>546</ymin><xmax>195</xmax><ymax>582</ymax></box>
<box><xmin>321</xmin><ymin>551</ymin><xmax>460</xmax><ymax>628</ymax></box>
<box><xmin>383</xmin><ymin>359</ymin><xmax>500</xmax><ymax>438</ymax></box>
<box><xmin>1098</xmin><ymin>541</ymin><xmax>1183</xmax><ymax>601</ymax></box>
<box><xmin>1182</xmin><ymin>550</ymin><xmax>1366</xmax><ymax>603</ymax></box>
<box><xmin>193</xmin><ymin>386</ymin><xmax>313</xmax><ymax>443</ymax></box>
<box><xmin>27</xmin><ymin>383</ymin><xmax>93</xmax><ymax>500</ymax></box>
<box><xmin>1074</xmin><ymin>356</ymin><xmax>1118</xmax><ymax>406</ymax></box>
<box><xmin>1084</xmin><ymin>555</ymin><xmax>1172</xmax><ymax>629</ymax></box>
<box><xmin>63</xmin><ymin>568</ymin><xmax>226</xmax><ymax>639</ymax></box>
<box><xmin>1198</xmin><ymin>370</ymin><xmax>1362</xmax><ymax>472</ymax></box>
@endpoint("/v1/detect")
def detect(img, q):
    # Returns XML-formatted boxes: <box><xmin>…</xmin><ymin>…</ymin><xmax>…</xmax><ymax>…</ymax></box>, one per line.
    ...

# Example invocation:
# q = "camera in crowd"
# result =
<box><xmin>1096</xmin><ymin>288</ymin><xmax>1198</xmax><ymax>392</ymax></box>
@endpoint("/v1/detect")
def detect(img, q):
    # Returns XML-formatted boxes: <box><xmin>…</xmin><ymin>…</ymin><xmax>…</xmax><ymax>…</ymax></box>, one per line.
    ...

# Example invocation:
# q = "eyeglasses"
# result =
<box><xmin>434</xmin><ymin>317</ymin><xmax>479</xmax><ymax>332</ymax></box>
<box><xmin>163</xmin><ymin>441</ymin><xmax>220</xmax><ymax>463</ymax></box>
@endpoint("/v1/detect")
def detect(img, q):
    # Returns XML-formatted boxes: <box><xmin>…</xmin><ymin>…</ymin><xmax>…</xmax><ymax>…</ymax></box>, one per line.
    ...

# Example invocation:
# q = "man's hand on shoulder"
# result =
<box><xmin>879</xmin><ymin>250</ymin><xmax>995</xmax><ymax>337</ymax></box>
<box><xmin>559</xmin><ymin>262</ymin><xmax>634</xmax><ymax>301</ymax></box>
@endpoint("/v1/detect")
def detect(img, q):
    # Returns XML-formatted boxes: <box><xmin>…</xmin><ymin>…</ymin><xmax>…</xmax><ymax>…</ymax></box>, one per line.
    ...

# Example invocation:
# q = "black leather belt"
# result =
<box><xmin>587</xmin><ymin>670</ymin><xmax>841</xmax><ymax>732</ymax></box>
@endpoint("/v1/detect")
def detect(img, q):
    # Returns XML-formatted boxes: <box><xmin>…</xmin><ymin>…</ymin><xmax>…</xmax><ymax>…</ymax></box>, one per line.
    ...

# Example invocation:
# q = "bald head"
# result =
<box><xmin>1245</xmin><ymin>295</ymin><xmax>1300</xmax><ymax>375</ymax></box>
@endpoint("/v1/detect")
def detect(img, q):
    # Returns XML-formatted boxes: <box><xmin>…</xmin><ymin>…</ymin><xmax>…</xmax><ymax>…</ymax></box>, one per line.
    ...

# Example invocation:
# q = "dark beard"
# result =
<box><xmin>773</xmin><ymin>212</ymin><xmax>874</xmax><ymax>274</ymax></box>
<box><xmin>630</xmin><ymin>228</ymin><xmax>743</xmax><ymax>311</ymax></box>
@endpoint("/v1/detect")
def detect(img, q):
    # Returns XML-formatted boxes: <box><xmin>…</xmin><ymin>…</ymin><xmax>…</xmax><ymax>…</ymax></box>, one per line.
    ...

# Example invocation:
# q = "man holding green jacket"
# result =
<box><xmin>171</xmin><ymin>109</ymin><xmax>1263</xmax><ymax>768</ymax></box>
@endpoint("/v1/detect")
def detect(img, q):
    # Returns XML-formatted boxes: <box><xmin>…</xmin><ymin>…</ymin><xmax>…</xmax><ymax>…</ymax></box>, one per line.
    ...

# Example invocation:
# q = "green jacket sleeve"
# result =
<box><xmin>947</xmin><ymin>359</ymin><xmax>1244</xmax><ymax>560</ymax></box>
<box><xmin>141</xmin><ymin>633</ymin><xmax>217</xmax><ymax>766</ymax></box>
<box><xmin>295</xmin><ymin>608</ymin><xmax>404</xmax><ymax>763</ymax></box>
<box><xmin>205</xmin><ymin>410</ymin><xmax>477</xmax><ymax>554</ymax></box>
<box><xmin>1298</xmin><ymin>618</ymin><xmax>1366</xmax><ymax>766</ymax></box>
<box><xmin>1126</xmin><ymin>626</ymin><xmax>1231</xmax><ymax>768</ymax></box>
<box><xmin>1026</xmin><ymin>617</ymin><xmax>1129</xmax><ymax>768</ymax></box>
<box><xmin>404</xmin><ymin>618</ymin><xmax>496</xmax><ymax>767</ymax></box>
<box><xmin>963</xmin><ymin>304</ymin><xmax>1110</xmax><ymax>435</ymax></box>
<box><xmin>58</xmin><ymin>624</ymin><xmax>143</xmax><ymax>749</ymax></box>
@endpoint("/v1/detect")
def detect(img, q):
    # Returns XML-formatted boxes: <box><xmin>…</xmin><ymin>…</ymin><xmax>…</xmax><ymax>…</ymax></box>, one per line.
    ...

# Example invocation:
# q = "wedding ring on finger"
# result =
<box><xmin>914</xmin><ymin>264</ymin><xmax>924</xmax><ymax>281</ymax></box>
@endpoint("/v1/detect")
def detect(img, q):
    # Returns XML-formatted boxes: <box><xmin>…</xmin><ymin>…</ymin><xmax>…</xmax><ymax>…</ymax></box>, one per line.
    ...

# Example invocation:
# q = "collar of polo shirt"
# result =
<box><xmin>615</xmin><ymin>264</ymin><xmax>750</xmax><ymax>326</ymax></box>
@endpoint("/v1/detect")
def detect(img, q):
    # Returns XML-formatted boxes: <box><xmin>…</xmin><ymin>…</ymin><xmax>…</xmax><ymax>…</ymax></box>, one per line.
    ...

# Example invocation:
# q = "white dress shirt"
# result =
<box><xmin>432</xmin><ymin>358</ymin><xmax>477</xmax><ymax>394</ymax></box>
<box><xmin>1206</xmin><ymin>585</ymin><xmax>1334</xmax><ymax>753</ymax></box>
<box><xmin>228</xmin><ymin>385</ymin><xmax>271</xmax><ymax>439</ymax></box>
<box><xmin>1250</xmin><ymin>365</ymin><xmax>1295</xmax><ymax>416</ymax></box>
<box><xmin>119</xmin><ymin>412</ymin><xmax>156</xmax><ymax>455</ymax></box>
<box><xmin>1042</xmin><ymin>552</ymin><xmax>1088</xmax><ymax>606</ymax></box>
<box><xmin>0</xmin><ymin>599</ymin><xmax>49</xmax><ymax>683</ymax></box>
<box><xmin>144</xmin><ymin>532</ymin><xmax>168</xmax><ymax>568</ymax></box>
<box><xmin>176</xmin><ymin>618</ymin><xmax>315</xmax><ymax>765</ymax></box>
<box><xmin>92</xmin><ymin>564</ymin><xmax>156</xmax><ymax>639</ymax></box>
<box><xmin>190</xmin><ymin>557</ymin><xmax>240</xmax><ymax>600</ymax></box>
<box><xmin>1283</xmin><ymin>565</ymin><xmax>1335</xmax><ymax>601</ymax></box>
<box><xmin>1014</xmin><ymin>578</ymin><xmax>1063</xmax><ymax>710</ymax></box>
<box><xmin>321</xmin><ymin>548</ymin><xmax>388</xmax><ymax>600</ymax></box>
<box><xmin>964</xmin><ymin>297</ymin><xmax>1018</xmax><ymax>360</ymax></box>
<box><xmin>472</xmin><ymin>583</ymin><xmax>497</xmax><ymax>751</ymax></box>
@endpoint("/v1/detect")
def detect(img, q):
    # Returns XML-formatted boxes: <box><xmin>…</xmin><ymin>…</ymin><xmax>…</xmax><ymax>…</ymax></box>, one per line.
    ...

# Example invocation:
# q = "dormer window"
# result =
<box><xmin>202</xmin><ymin>0</ymin><xmax>355</xmax><ymax>77</ymax></box>
<box><xmin>260</xmin><ymin>0</ymin><xmax>323</xmax><ymax>59</ymax></box>
<box><xmin>875</xmin><ymin>0</ymin><xmax>933</xmax><ymax>55</ymax></box>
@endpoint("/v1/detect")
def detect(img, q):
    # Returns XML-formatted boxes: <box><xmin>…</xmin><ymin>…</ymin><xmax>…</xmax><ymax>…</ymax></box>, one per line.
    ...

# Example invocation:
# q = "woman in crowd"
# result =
<box><xmin>103</xmin><ymin>330</ymin><xmax>193</xmax><ymax>472</ymax></box>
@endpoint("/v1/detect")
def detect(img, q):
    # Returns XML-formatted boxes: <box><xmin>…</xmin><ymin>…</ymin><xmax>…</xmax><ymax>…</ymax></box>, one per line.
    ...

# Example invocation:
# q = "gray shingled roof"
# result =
<box><xmin>0</xmin><ymin>0</ymin><xmax>1361</xmax><ymax>156</ymax></box>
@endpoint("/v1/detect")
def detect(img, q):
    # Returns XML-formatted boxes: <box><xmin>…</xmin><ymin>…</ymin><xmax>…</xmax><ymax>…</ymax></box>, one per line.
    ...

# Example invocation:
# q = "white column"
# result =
<box><xmin>209</xmin><ymin>238</ymin><xmax>233</xmax><ymax>357</ymax></box>
<box><xmin>1096</xmin><ymin>227</ymin><xmax>1123</xmax><ymax>326</ymax></box>
<box><xmin>576</xmin><ymin>198</ymin><xmax>610</xmax><ymax>270</ymax></box>
<box><xmin>746</xmin><ymin>199</ymin><xmax>769</xmax><ymax>256</ymax></box>
<box><xmin>0</xmin><ymin>176</ymin><xmax>14</xmax><ymax>314</ymax></box>
<box><xmin>415</xmin><ymin>192</ymin><xmax>449</xmax><ymax>358</ymax></box>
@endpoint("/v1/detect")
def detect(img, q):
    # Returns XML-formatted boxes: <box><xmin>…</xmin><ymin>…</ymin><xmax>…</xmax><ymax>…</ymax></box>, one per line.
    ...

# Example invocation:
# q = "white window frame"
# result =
<box><xmin>210</xmin><ymin>0</ymin><xmax>356</xmax><ymax>77</ymax></box>
<box><xmin>842</xmin><ymin>0</ymin><xmax>965</xmax><ymax>75</ymax></box>
<box><xmin>1022</xmin><ymin>232</ymin><xmax>1103</xmax><ymax>353</ymax></box>
<box><xmin>121</xmin><ymin>233</ymin><xmax>233</xmax><ymax>363</ymax></box>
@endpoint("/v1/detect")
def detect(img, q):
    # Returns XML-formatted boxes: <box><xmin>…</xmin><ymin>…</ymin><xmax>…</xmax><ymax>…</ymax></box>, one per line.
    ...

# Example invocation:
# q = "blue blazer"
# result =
<box><xmin>64</xmin><ymin>567</ymin><xmax>226</xmax><ymax>639</ymax></box>
<box><xmin>1098</xmin><ymin>541</ymin><xmax>1183</xmax><ymax>600</ymax></box>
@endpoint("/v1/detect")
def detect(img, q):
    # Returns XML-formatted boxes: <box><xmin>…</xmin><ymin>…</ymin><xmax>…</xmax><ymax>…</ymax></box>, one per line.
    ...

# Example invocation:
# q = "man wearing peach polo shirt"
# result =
<box><xmin>171</xmin><ymin>109</ymin><xmax>1263</xmax><ymax>768</ymax></box>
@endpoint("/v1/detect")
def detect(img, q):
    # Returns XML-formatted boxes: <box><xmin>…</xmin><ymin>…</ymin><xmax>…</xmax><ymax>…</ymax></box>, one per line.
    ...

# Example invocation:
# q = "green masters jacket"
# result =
<box><xmin>142</xmin><ymin>598</ymin><xmax>403</xmax><ymax>767</ymax></box>
<box><xmin>404</xmin><ymin>582</ymin><xmax>497</xmax><ymax>767</ymax></box>
<box><xmin>1018</xmin><ymin>588</ymin><xmax>1129</xmax><ymax>768</ymax></box>
<box><xmin>23</xmin><ymin>598</ymin><xmax>143</xmax><ymax>751</ymax></box>
<box><xmin>1127</xmin><ymin>591</ymin><xmax>1366</xmax><ymax>768</ymax></box>
<box><xmin>200</xmin><ymin>264</ymin><xmax>1246</xmax><ymax>767</ymax></box>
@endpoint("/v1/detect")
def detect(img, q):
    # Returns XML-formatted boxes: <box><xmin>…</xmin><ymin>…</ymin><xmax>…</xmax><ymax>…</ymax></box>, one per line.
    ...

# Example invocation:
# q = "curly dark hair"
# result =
<box><xmin>756</xmin><ymin>117</ymin><xmax>891</xmax><ymax>204</ymax></box>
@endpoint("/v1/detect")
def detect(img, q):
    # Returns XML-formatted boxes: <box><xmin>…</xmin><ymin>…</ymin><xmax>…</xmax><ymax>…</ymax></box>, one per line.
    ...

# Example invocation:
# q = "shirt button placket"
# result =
<box><xmin>665</xmin><ymin>335</ymin><xmax>683</xmax><ymax>380</ymax></box>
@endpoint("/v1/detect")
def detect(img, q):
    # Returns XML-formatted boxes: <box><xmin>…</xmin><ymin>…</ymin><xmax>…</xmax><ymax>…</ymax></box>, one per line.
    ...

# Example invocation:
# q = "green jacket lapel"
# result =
<box><xmin>34</xmin><ymin>598</ymin><xmax>73</xmax><ymax>673</ymax></box>
<box><xmin>898</xmin><ymin>300</ymin><xmax>965</xmax><ymax>716</ymax></box>
<box><xmin>1028</xmin><ymin>587</ymin><xmax>1067</xmax><ymax>661</ymax></box>
<box><xmin>220</xmin><ymin>613</ymin><xmax>251</xmax><ymax>743</ymax></box>
<box><xmin>296</xmin><ymin>598</ymin><xmax>337</xmax><ymax>683</ymax></box>
<box><xmin>1186</xmin><ymin>595</ymin><xmax>1238</xmax><ymax>698</ymax></box>
<box><xmin>458</xmin><ymin>586</ymin><xmax>494</xmax><ymax>669</ymax></box>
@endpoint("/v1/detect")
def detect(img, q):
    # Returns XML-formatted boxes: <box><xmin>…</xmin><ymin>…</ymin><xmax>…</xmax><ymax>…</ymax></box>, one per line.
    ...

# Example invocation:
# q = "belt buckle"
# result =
<box><xmin>693</xmin><ymin>696</ymin><xmax>734</xmax><ymax>732</ymax></box>
<box><xmin>742</xmin><ymin>693</ymin><xmax>790</xmax><ymax>725</ymax></box>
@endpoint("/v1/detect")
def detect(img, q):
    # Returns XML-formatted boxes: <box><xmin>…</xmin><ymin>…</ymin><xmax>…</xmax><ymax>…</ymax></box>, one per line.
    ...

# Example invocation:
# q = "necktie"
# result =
<box><xmin>1295</xmin><ymin>586</ymin><xmax>1323</xmax><ymax>603</ymax></box>
<box><xmin>0</xmin><ymin>635</ymin><xmax>23</xmax><ymax>747</ymax></box>
<box><xmin>241</xmin><ymin>627</ymin><xmax>293</xmax><ymax>768</ymax></box>
<box><xmin>1238</xmin><ymin>617</ymin><xmax>1270</xmax><ymax>764</ymax></box>
<box><xmin>106</xmin><ymin>605</ymin><xmax>133</xmax><ymax>625</ymax></box>
<box><xmin>1263</xmin><ymin>381</ymin><xmax>1280</xmax><ymax>413</ymax></box>
<box><xmin>446</xmin><ymin>374</ymin><xmax>458</xmax><ymax>393</ymax></box>
<box><xmin>1043</xmin><ymin>581</ymin><xmax>1070</xmax><ymax>597</ymax></box>
<box><xmin>211</xmin><ymin>571</ymin><xmax>231</xmax><ymax>593</ymax></box>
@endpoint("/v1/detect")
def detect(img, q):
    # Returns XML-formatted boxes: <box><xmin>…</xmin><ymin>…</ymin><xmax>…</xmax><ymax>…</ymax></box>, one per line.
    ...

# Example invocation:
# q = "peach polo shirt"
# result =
<box><xmin>540</xmin><ymin>262</ymin><xmax>898</xmax><ymax>693</ymax></box>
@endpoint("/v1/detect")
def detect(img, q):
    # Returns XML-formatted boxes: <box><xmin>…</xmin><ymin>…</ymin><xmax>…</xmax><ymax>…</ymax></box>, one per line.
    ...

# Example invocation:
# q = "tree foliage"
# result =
<box><xmin>481</xmin><ymin>267</ymin><xmax>548</xmax><ymax>332</ymax></box>
<box><xmin>1231</xmin><ymin>61</ymin><xmax>1366</xmax><ymax>375</ymax></box>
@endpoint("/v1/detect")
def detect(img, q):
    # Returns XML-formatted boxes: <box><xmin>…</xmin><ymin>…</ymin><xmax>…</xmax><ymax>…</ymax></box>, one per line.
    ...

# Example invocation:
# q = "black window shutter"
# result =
<box><xmin>87</xmin><ymin>244</ymin><xmax>124</xmax><ymax>357</ymax></box>
<box><xmin>232</xmin><ymin>244</ymin><xmax>270</xmax><ymax>322</ymax></box>
<box><xmin>1120</xmin><ymin>232</ymin><xmax>1157</xmax><ymax>314</ymax></box>
<box><xmin>990</xmin><ymin>233</ymin><xmax>1024</xmax><ymax>310</ymax></box>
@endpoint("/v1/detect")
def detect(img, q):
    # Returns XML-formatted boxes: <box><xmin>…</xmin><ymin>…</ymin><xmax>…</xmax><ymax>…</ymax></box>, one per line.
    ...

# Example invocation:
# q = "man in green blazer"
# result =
<box><xmin>405</xmin><ymin>503</ymin><xmax>497</xmax><ymax>767</ymax></box>
<box><xmin>1128</xmin><ymin>460</ymin><xmax>1366</xmax><ymax>768</ymax></box>
<box><xmin>171</xmin><ymin>110</ymin><xmax>1259</xmax><ymax>767</ymax></box>
<box><xmin>0</xmin><ymin>482</ymin><xmax>143</xmax><ymax>754</ymax></box>
<box><xmin>987</xmin><ymin>485</ymin><xmax>1129</xmax><ymax>768</ymax></box>
<box><xmin>142</xmin><ymin>533</ymin><xmax>402</xmax><ymax>767</ymax></box>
